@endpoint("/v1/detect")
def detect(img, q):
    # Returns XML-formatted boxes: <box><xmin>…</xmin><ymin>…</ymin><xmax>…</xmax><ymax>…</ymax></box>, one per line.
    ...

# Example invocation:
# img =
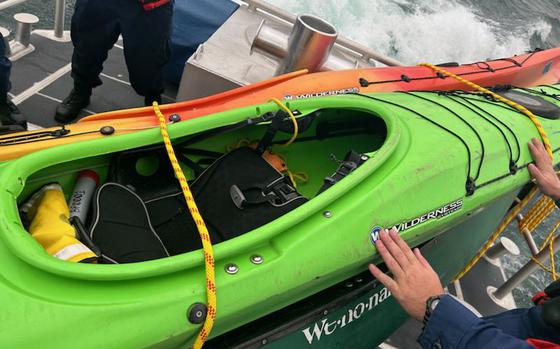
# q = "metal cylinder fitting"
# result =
<box><xmin>491</xmin><ymin>236</ymin><xmax>560</xmax><ymax>301</ymax></box>
<box><xmin>14</xmin><ymin>13</ymin><xmax>39</xmax><ymax>47</ymax></box>
<box><xmin>251</xmin><ymin>20</ymin><xmax>288</xmax><ymax>58</ymax></box>
<box><xmin>276</xmin><ymin>14</ymin><xmax>338</xmax><ymax>74</ymax></box>
<box><xmin>485</xmin><ymin>237</ymin><xmax>520</xmax><ymax>260</ymax></box>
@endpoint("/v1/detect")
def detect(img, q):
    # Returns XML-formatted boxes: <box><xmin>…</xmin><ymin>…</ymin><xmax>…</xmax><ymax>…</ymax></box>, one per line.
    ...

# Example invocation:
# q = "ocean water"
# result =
<box><xmin>2</xmin><ymin>0</ymin><xmax>560</xmax><ymax>306</ymax></box>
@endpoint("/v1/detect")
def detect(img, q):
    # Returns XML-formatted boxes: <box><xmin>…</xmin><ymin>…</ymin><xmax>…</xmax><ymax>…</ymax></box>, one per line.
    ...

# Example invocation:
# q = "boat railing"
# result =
<box><xmin>237</xmin><ymin>0</ymin><xmax>404</xmax><ymax>67</ymax></box>
<box><xmin>0</xmin><ymin>0</ymin><xmax>66</xmax><ymax>39</ymax></box>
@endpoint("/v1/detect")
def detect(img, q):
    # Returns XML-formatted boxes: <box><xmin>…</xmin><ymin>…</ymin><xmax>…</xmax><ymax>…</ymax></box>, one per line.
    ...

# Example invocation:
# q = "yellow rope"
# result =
<box><xmin>541</xmin><ymin>221</ymin><xmax>560</xmax><ymax>250</ymax></box>
<box><xmin>519</xmin><ymin>197</ymin><xmax>557</xmax><ymax>233</ymax></box>
<box><xmin>528</xmin><ymin>221</ymin><xmax>560</xmax><ymax>280</ymax></box>
<box><xmin>453</xmin><ymin>187</ymin><xmax>538</xmax><ymax>281</ymax></box>
<box><xmin>418</xmin><ymin>63</ymin><xmax>553</xmax><ymax>158</ymax></box>
<box><xmin>152</xmin><ymin>102</ymin><xmax>216</xmax><ymax>349</ymax></box>
<box><xmin>270</xmin><ymin>98</ymin><xmax>298</xmax><ymax>147</ymax></box>
<box><xmin>531</xmin><ymin>255</ymin><xmax>553</xmax><ymax>274</ymax></box>
<box><xmin>550</xmin><ymin>235</ymin><xmax>557</xmax><ymax>280</ymax></box>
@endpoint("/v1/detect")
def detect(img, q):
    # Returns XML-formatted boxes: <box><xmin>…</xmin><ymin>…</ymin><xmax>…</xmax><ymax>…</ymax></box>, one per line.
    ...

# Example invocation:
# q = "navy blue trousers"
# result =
<box><xmin>0</xmin><ymin>33</ymin><xmax>11</xmax><ymax>97</ymax></box>
<box><xmin>71</xmin><ymin>0</ymin><xmax>173</xmax><ymax>97</ymax></box>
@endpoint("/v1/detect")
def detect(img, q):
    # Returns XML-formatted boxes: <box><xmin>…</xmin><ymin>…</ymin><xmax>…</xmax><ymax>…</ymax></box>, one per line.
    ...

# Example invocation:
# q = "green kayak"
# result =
<box><xmin>1</xmin><ymin>85</ymin><xmax>560</xmax><ymax>348</ymax></box>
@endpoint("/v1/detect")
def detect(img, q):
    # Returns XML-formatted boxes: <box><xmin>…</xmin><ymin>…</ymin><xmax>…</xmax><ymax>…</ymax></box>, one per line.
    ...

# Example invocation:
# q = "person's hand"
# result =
<box><xmin>528</xmin><ymin>138</ymin><xmax>560</xmax><ymax>201</ymax></box>
<box><xmin>368</xmin><ymin>228</ymin><xmax>444</xmax><ymax>321</ymax></box>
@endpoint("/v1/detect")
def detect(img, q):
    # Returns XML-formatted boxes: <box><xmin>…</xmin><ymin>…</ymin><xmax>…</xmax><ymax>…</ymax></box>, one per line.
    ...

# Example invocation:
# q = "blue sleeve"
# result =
<box><xmin>417</xmin><ymin>295</ymin><xmax>535</xmax><ymax>349</ymax></box>
<box><xmin>484</xmin><ymin>305</ymin><xmax>560</xmax><ymax>344</ymax></box>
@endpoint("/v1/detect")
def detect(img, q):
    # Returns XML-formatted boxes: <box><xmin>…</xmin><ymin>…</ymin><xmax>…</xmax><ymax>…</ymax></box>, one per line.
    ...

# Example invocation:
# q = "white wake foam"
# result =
<box><xmin>267</xmin><ymin>0</ymin><xmax>551</xmax><ymax>64</ymax></box>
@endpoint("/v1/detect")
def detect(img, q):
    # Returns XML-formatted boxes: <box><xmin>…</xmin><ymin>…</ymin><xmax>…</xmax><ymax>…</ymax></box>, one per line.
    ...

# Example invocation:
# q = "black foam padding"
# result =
<box><xmin>89</xmin><ymin>183</ymin><xmax>169</xmax><ymax>263</ymax></box>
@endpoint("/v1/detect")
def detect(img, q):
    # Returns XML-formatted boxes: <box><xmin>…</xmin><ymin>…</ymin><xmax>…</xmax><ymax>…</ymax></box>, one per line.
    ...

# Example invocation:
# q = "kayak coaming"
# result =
<box><xmin>1</xmin><ymin>98</ymin><xmax>402</xmax><ymax>279</ymax></box>
<box><xmin>1</xmin><ymin>90</ymin><xmax>560</xmax><ymax>348</ymax></box>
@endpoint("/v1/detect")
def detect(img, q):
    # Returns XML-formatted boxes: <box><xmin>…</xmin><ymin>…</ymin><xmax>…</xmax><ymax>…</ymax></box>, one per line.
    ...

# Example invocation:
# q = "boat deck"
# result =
<box><xmin>10</xmin><ymin>31</ymin><xmax>176</xmax><ymax>130</ymax></box>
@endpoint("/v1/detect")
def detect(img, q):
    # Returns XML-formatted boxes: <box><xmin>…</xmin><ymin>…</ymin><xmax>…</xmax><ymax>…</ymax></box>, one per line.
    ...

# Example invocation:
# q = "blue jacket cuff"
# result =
<box><xmin>417</xmin><ymin>295</ymin><xmax>480</xmax><ymax>348</ymax></box>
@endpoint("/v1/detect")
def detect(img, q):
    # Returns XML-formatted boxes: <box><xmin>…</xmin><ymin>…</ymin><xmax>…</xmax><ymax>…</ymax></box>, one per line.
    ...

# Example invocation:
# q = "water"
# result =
<box><xmin>4</xmin><ymin>0</ymin><xmax>560</xmax><ymax>306</ymax></box>
<box><xmin>267</xmin><ymin>0</ymin><xmax>560</xmax><ymax>65</ymax></box>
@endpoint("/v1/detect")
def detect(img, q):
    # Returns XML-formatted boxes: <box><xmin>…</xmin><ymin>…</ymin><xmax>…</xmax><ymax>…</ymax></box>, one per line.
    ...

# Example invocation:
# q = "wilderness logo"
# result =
<box><xmin>284</xmin><ymin>87</ymin><xmax>359</xmax><ymax>100</ymax></box>
<box><xmin>370</xmin><ymin>199</ymin><xmax>463</xmax><ymax>244</ymax></box>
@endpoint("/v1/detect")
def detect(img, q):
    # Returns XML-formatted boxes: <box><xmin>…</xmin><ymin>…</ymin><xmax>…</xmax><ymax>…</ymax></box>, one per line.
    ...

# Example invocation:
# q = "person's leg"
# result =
<box><xmin>56</xmin><ymin>0</ymin><xmax>121</xmax><ymax>123</ymax></box>
<box><xmin>0</xmin><ymin>33</ymin><xmax>11</xmax><ymax>98</ymax></box>
<box><xmin>70</xmin><ymin>0</ymin><xmax>121</xmax><ymax>90</ymax></box>
<box><xmin>0</xmin><ymin>33</ymin><xmax>26</xmax><ymax>128</ymax></box>
<box><xmin>119</xmin><ymin>1</ymin><xmax>173</xmax><ymax>105</ymax></box>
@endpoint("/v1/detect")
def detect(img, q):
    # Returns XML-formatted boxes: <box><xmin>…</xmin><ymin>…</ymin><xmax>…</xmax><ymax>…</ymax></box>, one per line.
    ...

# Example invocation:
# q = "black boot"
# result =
<box><xmin>144</xmin><ymin>94</ymin><xmax>162</xmax><ymax>106</ymax></box>
<box><xmin>0</xmin><ymin>95</ymin><xmax>27</xmax><ymax>129</ymax></box>
<box><xmin>55</xmin><ymin>86</ymin><xmax>92</xmax><ymax>124</ymax></box>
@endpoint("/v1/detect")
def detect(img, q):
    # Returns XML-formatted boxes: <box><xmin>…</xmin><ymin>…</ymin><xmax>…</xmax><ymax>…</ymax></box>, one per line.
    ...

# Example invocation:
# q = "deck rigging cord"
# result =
<box><xmin>359</xmin><ymin>50</ymin><xmax>539</xmax><ymax>87</ymax></box>
<box><xmin>352</xmin><ymin>93</ymin><xmax>476</xmax><ymax>195</ymax></box>
<box><xmin>403</xmin><ymin>91</ymin><xmax>486</xmax><ymax>182</ymax></box>
<box><xmin>417</xmin><ymin>63</ymin><xmax>553</xmax><ymax>156</ymax></box>
<box><xmin>446</xmin><ymin>92</ymin><xmax>521</xmax><ymax>165</ymax></box>
<box><xmin>417</xmin><ymin>63</ymin><xmax>559</xmax><ymax>282</ymax></box>
<box><xmin>152</xmin><ymin>102</ymin><xmax>216</xmax><ymax>349</ymax></box>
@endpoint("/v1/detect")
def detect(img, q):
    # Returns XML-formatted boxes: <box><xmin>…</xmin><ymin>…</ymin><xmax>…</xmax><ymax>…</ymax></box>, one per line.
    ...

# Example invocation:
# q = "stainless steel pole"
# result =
<box><xmin>492</xmin><ymin>236</ymin><xmax>560</xmax><ymax>300</ymax></box>
<box><xmin>0</xmin><ymin>0</ymin><xmax>28</xmax><ymax>11</ymax></box>
<box><xmin>54</xmin><ymin>0</ymin><xmax>65</xmax><ymax>38</ymax></box>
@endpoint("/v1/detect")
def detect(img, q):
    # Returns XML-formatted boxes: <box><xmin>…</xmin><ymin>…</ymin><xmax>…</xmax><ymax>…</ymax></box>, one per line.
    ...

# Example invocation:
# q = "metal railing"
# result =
<box><xmin>0</xmin><ymin>0</ymin><xmax>66</xmax><ymax>38</ymax></box>
<box><xmin>241</xmin><ymin>0</ymin><xmax>404</xmax><ymax>66</ymax></box>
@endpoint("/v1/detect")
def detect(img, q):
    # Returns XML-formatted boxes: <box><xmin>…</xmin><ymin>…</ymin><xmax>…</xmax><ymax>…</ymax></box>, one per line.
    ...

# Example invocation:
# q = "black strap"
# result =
<box><xmin>317</xmin><ymin>150</ymin><xmax>368</xmax><ymax>194</ymax></box>
<box><xmin>70</xmin><ymin>216</ymin><xmax>101</xmax><ymax>257</ymax></box>
<box><xmin>179</xmin><ymin>112</ymin><xmax>276</xmax><ymax>149</ymax></box>
<box><xmin>256</xmin><ymin>110</ymin><xmax>288</xmax><ymax>154</ymax></box>
<box><xmin>230</xmin><ymin>179</ymin><xmax>300</xmax><ymax>209</ymax></box>
<box><xmin>177</xmin><ymin>152</ymin><xmax>206</xmax><ymax>177</ymax></box>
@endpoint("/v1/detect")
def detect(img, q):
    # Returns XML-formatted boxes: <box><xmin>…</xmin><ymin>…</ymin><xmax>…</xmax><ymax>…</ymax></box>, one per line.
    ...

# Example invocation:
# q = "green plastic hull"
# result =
<box><xmin>1</xmin><ymin>86</ymin><xmax>560</xmax><ymax>348</ymax></box>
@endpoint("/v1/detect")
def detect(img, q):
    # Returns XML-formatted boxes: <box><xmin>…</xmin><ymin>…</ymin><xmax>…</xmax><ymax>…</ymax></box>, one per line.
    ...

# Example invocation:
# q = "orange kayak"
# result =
<box><xmin>2</xmin><ymin>48</ymin><xmax>560</xmax><ymax>161</ymax></box>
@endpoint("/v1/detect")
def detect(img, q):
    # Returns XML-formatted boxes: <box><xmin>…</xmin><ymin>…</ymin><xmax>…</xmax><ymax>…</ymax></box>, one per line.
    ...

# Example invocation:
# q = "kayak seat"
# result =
<box><xmin>90</xmin><ymin>147</ymin><xmax>308</xmax><ymax>263</ymax></box>
<box><xmin>89</xmin><ymin>183</ymin><xmax>170</xmax><ymax>263</ymax></box>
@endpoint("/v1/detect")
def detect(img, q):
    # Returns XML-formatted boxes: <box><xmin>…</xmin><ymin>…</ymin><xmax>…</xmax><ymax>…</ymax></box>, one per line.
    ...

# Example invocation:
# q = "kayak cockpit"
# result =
<box><xmin>2</xmin><ymin>100</ymin><xmax>400</xmax><ymax>278</ymax></box>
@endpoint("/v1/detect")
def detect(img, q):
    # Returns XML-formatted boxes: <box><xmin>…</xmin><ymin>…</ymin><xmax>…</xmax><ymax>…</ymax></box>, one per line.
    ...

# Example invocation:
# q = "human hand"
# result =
<box><xmin>528</xmin><ymin>138</ymin><xmax>560</xmax><ymax>201</ymax></box>
<box><xmin>368</xmin><ymin>228</ymin><xmax>444</xmax><ymax>321</ymax></box>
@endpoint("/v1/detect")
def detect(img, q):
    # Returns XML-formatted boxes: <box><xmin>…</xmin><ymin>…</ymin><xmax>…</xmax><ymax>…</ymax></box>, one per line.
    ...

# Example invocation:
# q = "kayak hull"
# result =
<box><xmin>1</xmin><ymin>86</ymin><xmax>560</xmax><ymax>348</ymax></box>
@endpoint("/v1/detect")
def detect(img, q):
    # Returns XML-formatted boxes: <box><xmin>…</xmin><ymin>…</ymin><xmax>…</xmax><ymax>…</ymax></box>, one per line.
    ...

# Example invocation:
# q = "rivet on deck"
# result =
<box><xmin>250</xmin><ymin>255</ymin><xmax>263</xmax><ymax>265</ymax></box>
<box><xmin>169</xmin><ymin>114</ymin><xmax>181</xmax><ymax>122</ymax></box>
<box><xmin>225</xmin><ymin>263</ymin><xmax>239</xmax><ymax>275</ymax></box>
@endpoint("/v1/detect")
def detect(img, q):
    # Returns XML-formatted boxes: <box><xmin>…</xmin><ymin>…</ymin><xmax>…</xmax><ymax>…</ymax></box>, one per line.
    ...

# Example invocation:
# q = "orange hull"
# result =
<box><xmin>2</xmin><ymin>48</ymin><xmax>560</xmax><ymax>161</ymax></box>
<box><xmin>82</xmin><ymin>48</ymin><xmax>560</xmax><ymax>124</ymax></box>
